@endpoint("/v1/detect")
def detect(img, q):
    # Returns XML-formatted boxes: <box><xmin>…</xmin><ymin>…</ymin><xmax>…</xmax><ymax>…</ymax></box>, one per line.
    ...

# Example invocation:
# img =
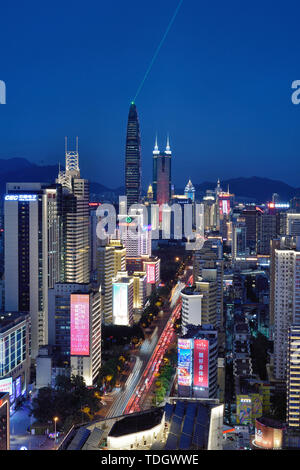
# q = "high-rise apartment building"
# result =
<box><xmin>273</xmin><ymin>240</ymin><xmax>300</xmax><ymax>381</ymax></box>
<box><xmin>125</xmin><ymin>102</ymin><xmax>141</xmax><ymax>207</ymax></box>
<box><xmin>286</xmin><ymin>324</ymin><xmax>300</xmax><ymax>428</ymax></box>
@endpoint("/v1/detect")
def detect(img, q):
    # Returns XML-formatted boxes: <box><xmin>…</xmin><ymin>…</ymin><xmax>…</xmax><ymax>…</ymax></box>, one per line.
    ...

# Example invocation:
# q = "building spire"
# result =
<box><xmin>165</xmin><ymin>134</ymin><xmax>171</xmax><ymax>155</ymax></box>
<box><xmin>65</xmin><ymin>136</ymin><xmax>80</xmax><ymax>176</ymax></box>
<box><xmin>153</xmin><ymin>134</ymin><xmax>159</xmax><ymax>155</ymax></box>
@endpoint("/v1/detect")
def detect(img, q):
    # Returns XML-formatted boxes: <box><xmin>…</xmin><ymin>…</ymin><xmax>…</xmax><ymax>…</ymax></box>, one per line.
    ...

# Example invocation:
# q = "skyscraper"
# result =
<box><xmin>287</xmin><ymin>324</ymin><xmax>300</xmax><ymax>428</ymax></box>
<box><xmin>4</xmin><ymin>183</ymin><xmax>62</xmax><ymax>358</ymax></box>
<box><xmin>125</xmin><ymin>102</ymin><xmax>141</xmax><ymax>206</ymax></box>
<box><xmin>273</xmin><ymin>239</ymin><xmax>300</xmax><ymax>381</ymax></box>
<box><xmin>57</xmin><ymin>138</ymin><xmax>90</xmax><ymax>283</ymax></box>
<box><xmin>152</xmin><ymin>136</ymin><xmax>172</xmax><ymax>206</ymax></box>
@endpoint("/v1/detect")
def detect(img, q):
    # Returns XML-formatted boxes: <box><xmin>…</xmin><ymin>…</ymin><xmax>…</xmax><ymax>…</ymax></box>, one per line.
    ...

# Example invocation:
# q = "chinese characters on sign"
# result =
<box><xmin>70</xmin><ymin>294</ymin><xmax>90</xmax><ymax>356</ymax></box>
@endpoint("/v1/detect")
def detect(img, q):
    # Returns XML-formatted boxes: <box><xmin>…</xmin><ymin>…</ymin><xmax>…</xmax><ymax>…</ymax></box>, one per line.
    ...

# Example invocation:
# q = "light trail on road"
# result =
<box><xmin>124</xmin><ymin>273</ymin><xmax>193</xmax><ymax>414</ymax></box>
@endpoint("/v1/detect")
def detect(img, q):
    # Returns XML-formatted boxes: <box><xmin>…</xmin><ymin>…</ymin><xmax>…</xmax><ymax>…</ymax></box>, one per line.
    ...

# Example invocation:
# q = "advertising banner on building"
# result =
<box><xmin>219</xmin><ymin>198</ymin><xmax>230</xmax><ymax>216</ymax></box>
<box><xmin>178</xmin><ymin>338</ymin><xmax>193</xmax><ymax>387</ymax></box>
<box><xmin>236</xmin><ymin>395</ymin><xmax>252</xmax><ymax>425</ymax></box>
<box><xmin>146</xmin><ymin>263</ymin><xmax>156</xmax><ymax>284</ymax></box>
<box><xmin>255</xmin><ymin>419</ymin><xmax>283</xmax><ymax>449</ymax></box>
<box><xmin>70</xmin><ymin>294</ymin><xmax>90</xmax><ymax>356</ymax></box>
<box><xmin>113</xmin><ymin>283</ymin><xmax>128</xmax><ymax>325</ymax></box>
<box><xmin>0</xmin><ymin>377</ymin><xmax>12</xmax><ymax>395</ymax></box>
<box><xmin>193</xmin><ymin>339</ymin><xmax>209</xmax><ymax>388</ymax></box>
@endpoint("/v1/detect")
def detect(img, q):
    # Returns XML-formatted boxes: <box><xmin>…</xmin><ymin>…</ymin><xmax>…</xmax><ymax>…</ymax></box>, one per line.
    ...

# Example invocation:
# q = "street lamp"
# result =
<box><xmin>53</xmin><ymin>417</ymin><xmax>59</xmax><ymax>444</ymax></box>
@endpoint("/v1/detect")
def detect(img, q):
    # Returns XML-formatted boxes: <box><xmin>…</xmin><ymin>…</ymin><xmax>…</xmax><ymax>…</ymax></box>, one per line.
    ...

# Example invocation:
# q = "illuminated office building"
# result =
<box><xmin>152</xmin><ymin>136</ymin><xmax>172</xmax><ymax>206</ymax></box>
<box><xmin>4</xmin><ymin>183</ymin><xmax>61</xmax><ymax>358</ymax></box>
<box><xmin>0</xmin><ymin>312</ymin><xmax>31</xmax><ymax>408</ymax></box>
<box><xmin>48</xmin><ymin>282</ymin><xmax>91</xmax><ymax>361</ymax></box>
<box><xmin>177</xmin><ymin>325</ymin><xmax>218</xmax><ymax>399</ymax></box>
<box><xmin>57</xmin><ymin>138</ymin><xmax>90</xmax><ymax>284</ymax></box>
<box><xmin>125</xmin><ymin>102</ymin><xmax>141</xmax><ymax>206</ymax></box>
<box><xmin>119</xmin><ymin>213</ymin><xmax>151</xmax><ymax>258</ymax></box>
<box><xmin>184</xmin><ymin>179</ymin><xmax>195</xmax><ymax>202</ymax></box>
<box><xmin>132</xmin><ymin>271</ymin><xmax>147</xmax><ymax>310</ymax></box>
<box><xmin>97</xmin><ymin>244</ymin><xmax>114</xmax><ymax>324</ymax></box>
<box><xmin>97</xmin><ymin>240</ymin><xmax>126</xmax><ymax>324</ymax></box>
<box><xmin>0</xmin><ymin>393</ymin><xmax>10</xmax><ymax>450</ymax></box>
<box><xmin>112</xmin><ymin>272</ymin><xmax>134</xmax><ymax>326</ymax></box>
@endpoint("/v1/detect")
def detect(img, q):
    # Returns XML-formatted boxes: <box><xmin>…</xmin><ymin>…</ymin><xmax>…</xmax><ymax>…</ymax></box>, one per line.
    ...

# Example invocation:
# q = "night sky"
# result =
<box><xmin>1</xmin><ymin>0</ymin><xmax>300</xmax><ymax>189</ymax></box>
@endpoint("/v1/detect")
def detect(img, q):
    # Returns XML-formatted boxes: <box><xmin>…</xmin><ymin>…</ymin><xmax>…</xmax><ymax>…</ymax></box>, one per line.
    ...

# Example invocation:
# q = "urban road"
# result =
<box><xmin>99</xmin><ymin>267</ymin><xmax>193</xmax><ymax>421</ymax></box>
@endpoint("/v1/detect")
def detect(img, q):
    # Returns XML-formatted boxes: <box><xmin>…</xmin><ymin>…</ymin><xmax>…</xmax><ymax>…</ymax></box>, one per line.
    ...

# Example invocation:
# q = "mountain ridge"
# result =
<box><xmin>0</xmin><ymin>158</ymin><xmax>298</xmax><ymax>202</ymax></box>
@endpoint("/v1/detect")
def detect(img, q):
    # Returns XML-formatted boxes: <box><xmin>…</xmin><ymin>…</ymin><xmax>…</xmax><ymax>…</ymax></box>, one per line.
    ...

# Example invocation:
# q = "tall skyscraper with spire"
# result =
<box><xmin>152</xmin><ymin>135</ymin><xmax>172</xmax><ymax>206</ymax></box>
<box><xmin>57</xmin><ymin>137</ymin><xmax>90</xmax><ymax>283</ymax></box>
<box><xmin>125</xmin><ymin>102</ymin><xmax>141</xmax><ymax>206</ymax></box>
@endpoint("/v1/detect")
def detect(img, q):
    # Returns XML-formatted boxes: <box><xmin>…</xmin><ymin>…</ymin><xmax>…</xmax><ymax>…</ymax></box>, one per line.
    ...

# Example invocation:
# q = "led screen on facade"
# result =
<box><xmin>178</xmin><ymin>338</ymin><xmax>193</xmax><ymax>387</ymax></box>
<box><xmin>193</xmin><ymin>339</ymin><xmax>209</xmax><ymax>388</ymax></box>
<box><xmin>70</xmin><ymin>294</ymin><xmax>90</xmax><ymax>356</ymax></box>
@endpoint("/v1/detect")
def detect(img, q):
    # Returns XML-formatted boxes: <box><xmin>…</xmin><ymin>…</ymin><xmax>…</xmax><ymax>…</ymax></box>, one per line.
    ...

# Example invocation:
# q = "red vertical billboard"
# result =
<box><xmin>193</xmin><ymin>339</ymin><xmax>209</xmax><ymax>388</ymax></box>
<box><xmin>146</xmin><ymin>263</ymin><xmax>156</xmax><ymax>284</ymax></box>
<box><xmin>70</xmin><ymin>294</ymin><xmax>90</xmax><ymax>356</ymax></box>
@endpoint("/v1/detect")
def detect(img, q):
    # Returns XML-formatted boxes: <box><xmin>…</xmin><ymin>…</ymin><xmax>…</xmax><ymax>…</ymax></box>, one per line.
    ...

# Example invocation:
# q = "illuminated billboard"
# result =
<box><xmin>0</xmin><ymin>378</ymin><xmax>12</xmax><ymax>395</ymax></box>
<box><xmin>4</xmin><ymin>194</ymin><xmax>37</xmax><ymax>202</ymax></box>
<box><xmin>236</xmin><ymin>395</ymin><xmax>252</xmax><ymax>425</ymax></box>
<box><xmin>254</xmin><ymin>418</ymin><xmax>283</xmax><ymax>449</ymax></box>
<box><xmin>70</xmin><ymin>294</ymin><xmax>90</xmax><ymax>356</ymax></box>
<box><xmin>251</xmin><ymin>394</ymin><xmax>263</xmax><ymax>421</ymax></box>
<box><xmin>219</xmin><ymin>197</ymin><xmax>230</xmax><ymax>216</ymax></box>
<box><xmin>15</xmin><ymin>377</ymin><xmax>21</xmax><ymax>399</ymax></box>
<box><xmin>146</xmin><ymin>263</ymin><xmax>156</xmax><ymax>284</ymax></box>
<box><xmin>113</xmin><ymin>283</ymin><xmax>128</xmax><ymax>325</ymax></box>
<box><xmin>178</xmin><ymin>338</ymin><xmax>193</xmax><ymax>387</ymax></box>
<box><xmin>193</xmin><ymin>339</ymin><xmax>209</xmax><ymax>388</ymax></box>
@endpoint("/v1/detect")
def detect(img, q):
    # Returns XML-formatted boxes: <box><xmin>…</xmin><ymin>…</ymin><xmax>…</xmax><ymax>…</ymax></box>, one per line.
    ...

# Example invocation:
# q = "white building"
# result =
<box><xmin>112</xmin><ymin>272</ymin><xmax>134</xmax><ymax>326</ymax></box>
<box><xmin>181</xmin><ymin>286</ymin><xmax>203</xmax><ymax>335</ymax></box>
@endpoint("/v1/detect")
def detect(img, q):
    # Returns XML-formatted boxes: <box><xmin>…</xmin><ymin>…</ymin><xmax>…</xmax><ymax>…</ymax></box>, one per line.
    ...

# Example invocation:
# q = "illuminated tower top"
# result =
<box><xmin>65</xmin><ymin>136</ymin><xmax>80</xmax><ymax>177</ymax></box>
<box><xmin>165</xmin><ymin>135</ymin><xmax>172</xmax><ymax>155</ymax></box>
<box><xmin>125</xmin><ymin>102</ymin><xmax>141</xmax><ymax>206</ymax></box>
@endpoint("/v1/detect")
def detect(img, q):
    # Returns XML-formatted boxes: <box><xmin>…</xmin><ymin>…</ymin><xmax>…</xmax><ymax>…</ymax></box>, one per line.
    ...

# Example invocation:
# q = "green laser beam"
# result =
<box><xmin>133</xmin><ymin>0</ymin><xmax>184</xmax><ymax>102</ymax></box>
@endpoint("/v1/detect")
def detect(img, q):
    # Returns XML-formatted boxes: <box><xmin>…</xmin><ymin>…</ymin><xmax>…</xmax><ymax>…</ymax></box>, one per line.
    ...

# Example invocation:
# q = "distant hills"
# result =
<box><xmin>194</xmin><ymin>177</ymin><xmax>300</xmax><ymax>203</ymax></box>
<box><xmin>0</xmin><ymin>158</ymin><xmax>299</xmax><ymax>203</ymax></box>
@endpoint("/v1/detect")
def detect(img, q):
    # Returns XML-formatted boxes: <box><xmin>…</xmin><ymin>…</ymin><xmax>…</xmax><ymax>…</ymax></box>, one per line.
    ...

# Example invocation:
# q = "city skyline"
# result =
<box><xmin>1</xmin><ymin>0</ymin><xmax>300</xmax><ymax>188</ymax></box>
<box><xmin>2</xmin><ymin>0</ymin><xmax>300</xmax><ymax>454</ymax></box>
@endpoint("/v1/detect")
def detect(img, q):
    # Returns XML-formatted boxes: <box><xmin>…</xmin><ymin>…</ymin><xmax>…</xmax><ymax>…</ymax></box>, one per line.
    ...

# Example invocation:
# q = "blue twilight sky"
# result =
<box><xmin>1</xmin><ymin>0</ymin><xmax>300</xmax><ymax>189</ymax></box>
